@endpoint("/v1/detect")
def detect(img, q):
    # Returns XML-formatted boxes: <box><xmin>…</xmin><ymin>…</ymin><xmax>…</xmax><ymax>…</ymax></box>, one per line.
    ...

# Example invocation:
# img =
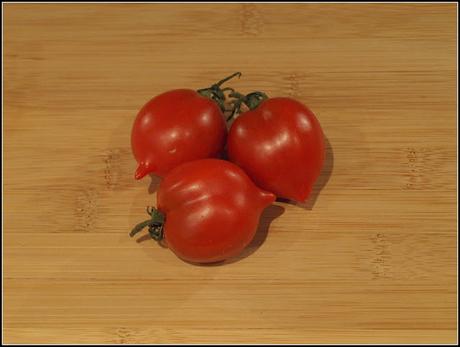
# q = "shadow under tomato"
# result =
<box><xmin>133</xmin><ymin>204</ymin><xmax>284</xmax><ymax>266</ymax></box>
<box><xmin>147</xmin><ymin>173</ymin><xmax>162</xmax><ymax>194</ymax></box>
<box><xmin>277</xmin><ymin>136</ymin><xmax>334</xmax><ymax>210</ymax></box>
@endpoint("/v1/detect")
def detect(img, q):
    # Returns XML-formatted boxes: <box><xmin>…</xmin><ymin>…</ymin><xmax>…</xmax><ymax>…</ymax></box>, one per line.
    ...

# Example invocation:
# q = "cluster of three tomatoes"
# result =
<box><xmin>130</xmin><ymin>73</ymin><xmax>325</xmax><ymax>264</ymax></box>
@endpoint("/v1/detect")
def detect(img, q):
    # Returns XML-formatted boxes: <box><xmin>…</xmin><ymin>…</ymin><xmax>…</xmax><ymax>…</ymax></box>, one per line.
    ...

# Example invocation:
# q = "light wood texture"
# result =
<box><xmin>3</xmin><ymin>3</ymin><xmax>457</xmax><ymax>344</ymax></box>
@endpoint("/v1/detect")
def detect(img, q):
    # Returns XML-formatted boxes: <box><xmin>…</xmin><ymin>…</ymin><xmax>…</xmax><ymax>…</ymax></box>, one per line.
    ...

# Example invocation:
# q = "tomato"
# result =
<box><xmin>227</xmin><ymin>94</ymin><xmax>325</xmax><ymax>202</ymax></box>
<box><xmin>131</xmin><ymin>73</ymin><xmax>241</xmax><ymax>179</ymax></box>
<box><xmin>130</xmin><ymin>159</ymin><xmax>275</xmax><ymax>264</ymax></box>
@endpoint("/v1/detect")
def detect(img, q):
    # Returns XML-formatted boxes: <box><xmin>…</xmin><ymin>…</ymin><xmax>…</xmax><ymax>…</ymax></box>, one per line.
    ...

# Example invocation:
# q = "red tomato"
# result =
<box><xmin>130</xmin><ymin>159</ymin><xmax>275</xmax><ymax>264</ymax></box>
<box><xmin>131</xmin><ymin>89</ymin><xmax>226</xmax><ymax>179</ymax></box>
<box><xmin>227</xmin><ymin>97</ymin><xmax>325</xmax><ymax>202</ymax></box>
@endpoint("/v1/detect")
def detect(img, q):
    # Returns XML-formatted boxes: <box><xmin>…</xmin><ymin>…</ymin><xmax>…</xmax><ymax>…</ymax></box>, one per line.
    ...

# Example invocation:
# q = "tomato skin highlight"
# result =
<box><xmin>156</xmin><ymin>159</ymin><xmax>275</xmax><ymax>264</ymax></box>
<box><xmin>227</xmin><ymin>97</ymin><xmax>325</xmax><ymax>202</ymax></box>
<box><xmin>131</xmin><ymin>89</ymin><xmax>227</xmax><ymax>179</ymax></box>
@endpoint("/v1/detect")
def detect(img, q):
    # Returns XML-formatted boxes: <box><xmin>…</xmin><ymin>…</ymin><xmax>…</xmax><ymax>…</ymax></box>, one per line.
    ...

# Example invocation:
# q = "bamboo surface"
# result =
<box><xmin>3</xmin><ymin>3</ymin><xmax>458</xmax><ymax>344</ymax></box>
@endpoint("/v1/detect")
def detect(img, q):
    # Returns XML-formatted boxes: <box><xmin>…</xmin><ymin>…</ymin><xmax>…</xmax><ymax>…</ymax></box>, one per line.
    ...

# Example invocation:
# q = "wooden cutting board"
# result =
<box><xmin>3</xmin><ymin>3</ymin><xmax>457</xmax><ymax>344</ymax></box>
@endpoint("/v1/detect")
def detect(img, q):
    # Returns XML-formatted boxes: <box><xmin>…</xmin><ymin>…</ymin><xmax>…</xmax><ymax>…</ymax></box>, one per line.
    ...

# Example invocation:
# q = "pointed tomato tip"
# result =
<box><xmin>134</xmin><ymin>164</ymin><xmax>149</xmax><ymax>180</ymax></box>
<box><xmin>259</xmin><ymin>190</ymin><xmax>276</xmax><ymax>207</ymax></box>
<box><xmin>294</xmin><ymin>187</ymin><xmax>312</xmax><ymax>203</ymax></box>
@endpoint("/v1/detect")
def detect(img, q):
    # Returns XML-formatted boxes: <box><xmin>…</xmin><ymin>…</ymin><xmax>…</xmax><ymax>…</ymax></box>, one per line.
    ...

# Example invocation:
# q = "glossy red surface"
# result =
<box><xmin>228</xmin><ymin>97</ymin><xmax>325</xmax><ymax>202</ymax></box>
<box><xmin>157</xmin><ymin>159</ymin><xmax>275</xmax><ymax>263</ymax></box>
<box><xmin>131</xmin><ymin>89</ymin><xmax>227</xmax><ymax>179</ymax></box>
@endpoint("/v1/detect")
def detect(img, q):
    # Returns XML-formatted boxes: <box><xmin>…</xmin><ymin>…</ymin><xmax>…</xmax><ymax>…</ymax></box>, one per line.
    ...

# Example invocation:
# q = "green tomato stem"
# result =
<box><xmin>226</xmin><ymin>90</ymin><xmax>269</xmax><ymax>122</ymax></box>
<box><xmin>214</xmin><ymin>72</ymin><xmax>242</xmax><ymax>87</ymax></box>
<box><xmin>197</xmin><ymin>72</ymin><xmax>242</xmax><ymax>113</ymax></box>
<box><xmin>129</xmin><ymin>207</ymin><xmax>165</xmax><ymax>241</ymax></box>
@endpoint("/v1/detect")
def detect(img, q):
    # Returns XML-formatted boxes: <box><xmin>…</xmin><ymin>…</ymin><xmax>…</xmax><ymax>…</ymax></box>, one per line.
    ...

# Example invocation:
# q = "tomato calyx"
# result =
<box><xmin>245</xmin><ymin>91</ymin><xmax>269</xmax><ymax>109</ymax></box>
<box><xmin>129</xmin><ymin>206</ymin><xmax>165</xmax><ymax>241</ymax></box>
<box><xmin>197</xmin><ymin>72</ymin><xmax>242</xmax><ymax>112</ymax></box>
<box><xmin>196</xmin><ymin>73</ymin><xmax>268</xmax><ymax>119</ymax></box>
<box><xmin>227</xmin><ymin>91</ymin><xmax>269</xmax><ymax>121</ymax></box>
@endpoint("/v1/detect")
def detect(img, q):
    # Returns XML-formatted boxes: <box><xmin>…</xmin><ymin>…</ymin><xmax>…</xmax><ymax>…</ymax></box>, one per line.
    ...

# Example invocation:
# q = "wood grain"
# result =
<box><xmin>3</xmin><ymin>3</ymin><xmax>457</xmax><ymax>344</ymax></box>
